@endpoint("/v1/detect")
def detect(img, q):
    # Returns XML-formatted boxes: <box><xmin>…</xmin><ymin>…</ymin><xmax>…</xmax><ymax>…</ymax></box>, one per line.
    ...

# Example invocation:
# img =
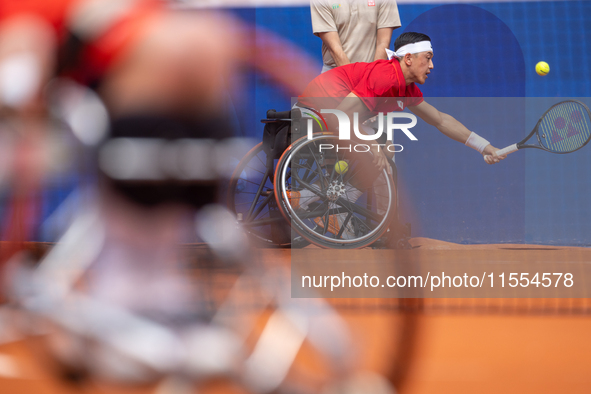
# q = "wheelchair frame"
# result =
<box><xmin>228</xmin><ymin>108</ymin><xmax>410</xmax><ymax>249</ymax></box>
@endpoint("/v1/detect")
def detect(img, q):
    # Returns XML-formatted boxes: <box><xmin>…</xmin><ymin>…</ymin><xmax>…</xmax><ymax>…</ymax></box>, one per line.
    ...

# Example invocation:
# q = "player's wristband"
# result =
<box><xmin>465</xmin><ymin>132</ymin><xmax>490</xmax><ymax>154</ymax></box>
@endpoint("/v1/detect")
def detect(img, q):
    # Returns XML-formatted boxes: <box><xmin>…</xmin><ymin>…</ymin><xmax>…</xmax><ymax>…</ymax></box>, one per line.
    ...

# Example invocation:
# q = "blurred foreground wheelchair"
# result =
<box><xmin>4</xmin><ymin>81</ymin><xmax>396</xmax><ymax>394</ymax></box>
<box><xmin>228</xmin><ymin>108</ymin><xmax>411</xmax><ymax>249</ymax></box>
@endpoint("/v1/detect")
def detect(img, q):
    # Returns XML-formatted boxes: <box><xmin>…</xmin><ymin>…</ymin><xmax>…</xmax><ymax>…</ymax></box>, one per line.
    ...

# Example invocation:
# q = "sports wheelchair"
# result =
<box><xmin>228</xmin><ymin>108</ymin><xmax>410</xmax><ymax>249</ymax></box>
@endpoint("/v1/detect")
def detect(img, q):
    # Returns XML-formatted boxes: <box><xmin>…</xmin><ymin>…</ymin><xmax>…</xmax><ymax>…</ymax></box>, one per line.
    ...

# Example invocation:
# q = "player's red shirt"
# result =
<box><xmin>298</xmin><ymin>59</ymin><xmax>424</xmax><ymax>113</ymax></box>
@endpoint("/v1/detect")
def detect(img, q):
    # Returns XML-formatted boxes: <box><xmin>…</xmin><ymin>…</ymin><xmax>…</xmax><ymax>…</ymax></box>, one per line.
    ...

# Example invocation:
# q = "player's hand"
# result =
<box><xmin>482</xmin><ymin>144</ymin><xmax>506</xmax><ymax>165</ymax></box>
<box><xmin>370</xmin><ymin>146</ymin><xmax>391</xmax><ymax>174</ymax></box>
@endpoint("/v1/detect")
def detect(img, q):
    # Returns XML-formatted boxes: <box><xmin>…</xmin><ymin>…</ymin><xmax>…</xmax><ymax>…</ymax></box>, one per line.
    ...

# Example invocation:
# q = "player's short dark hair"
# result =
<box><xmin>394</xmin><ymin>32</ymin><xmax>432</xmax><ymax>52</ymax></box>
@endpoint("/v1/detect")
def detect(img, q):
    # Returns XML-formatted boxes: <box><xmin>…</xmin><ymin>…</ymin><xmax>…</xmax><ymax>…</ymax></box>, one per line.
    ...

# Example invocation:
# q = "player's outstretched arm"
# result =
<box><xmin>409</xmin><ymin>101</ymin><xmax>505</xmax><ymax>164</ymax></box>
<box><xmin>409</xmin><ymin>100</ymin><xmax>471</xmax><ymax>142</ymax></box>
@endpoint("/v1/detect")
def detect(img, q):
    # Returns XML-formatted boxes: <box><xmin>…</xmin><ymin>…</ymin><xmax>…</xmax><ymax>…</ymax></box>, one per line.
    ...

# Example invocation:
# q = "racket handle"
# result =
<box><xmin>483</xmin><ymin>143</ymin><xmax>518</xmax><ymax>163</ymax></box>
<box><xmin>496</xmin><ymin>143</ymin><xmax>518</xmax><ymax>156</ymax></box>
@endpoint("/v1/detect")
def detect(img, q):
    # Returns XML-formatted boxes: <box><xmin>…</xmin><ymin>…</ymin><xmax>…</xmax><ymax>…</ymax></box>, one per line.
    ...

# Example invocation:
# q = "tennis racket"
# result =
<box><xmin>489</xmin><ymin>100</ymin><xmax>591</xmax><ymax>158</ymax></box>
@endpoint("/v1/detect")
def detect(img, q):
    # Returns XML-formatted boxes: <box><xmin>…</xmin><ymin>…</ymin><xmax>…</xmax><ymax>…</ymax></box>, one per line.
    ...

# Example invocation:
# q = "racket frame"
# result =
<box><xmin>514</xmin><ymin>99</ymin><xmax>591</xmax><ymax>154</ymax></box>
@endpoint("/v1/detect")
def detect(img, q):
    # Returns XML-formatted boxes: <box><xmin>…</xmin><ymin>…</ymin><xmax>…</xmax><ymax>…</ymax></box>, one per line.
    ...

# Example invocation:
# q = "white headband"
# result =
<box><xmin>386</xmin><ymin>41</ymin><xmax>433</xmax><ymax>60</ymax></box>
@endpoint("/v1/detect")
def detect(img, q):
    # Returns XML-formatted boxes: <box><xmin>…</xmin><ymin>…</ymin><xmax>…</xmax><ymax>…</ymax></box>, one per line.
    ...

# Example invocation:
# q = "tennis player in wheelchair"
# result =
<box><xmin>281</xmin><ymin>32</ymin><xmax>505</xmax><ymax>247</ymax></box>
<box><xmin>297</xmin><ymin>32</ymin><xmax>505</xmax><ymax>166</ymax></box>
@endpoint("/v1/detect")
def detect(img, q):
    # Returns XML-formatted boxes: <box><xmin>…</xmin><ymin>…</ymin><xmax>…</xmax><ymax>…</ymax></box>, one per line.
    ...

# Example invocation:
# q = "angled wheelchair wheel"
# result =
<box><xmin>228</xmin><ymin>143</ymin><xmax>308</xmax><ymax>248</ymax></box>
<box><xmin>274</xmin><ymin>134</ymin><xmax>396</xmax><ymax>249</ymax></box>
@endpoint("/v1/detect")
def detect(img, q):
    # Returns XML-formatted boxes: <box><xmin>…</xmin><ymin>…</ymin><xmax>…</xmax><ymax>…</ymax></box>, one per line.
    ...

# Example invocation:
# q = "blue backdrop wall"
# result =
<box><xmin>231</xmin><ymin>0</ymin><xmax>591</xmax><ymax>245</ymax></box>
<box><xmin>26</xmin><ymin>1</ymin><xmax>591</xmax><ymax>245</ymax></box>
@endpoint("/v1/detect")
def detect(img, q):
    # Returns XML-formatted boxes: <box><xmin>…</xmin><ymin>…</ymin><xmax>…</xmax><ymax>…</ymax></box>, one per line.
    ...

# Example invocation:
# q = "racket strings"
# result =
<box><xmin>539</xmin><ymin>102</ymin><xmax>591</xmax><ymax>153</ymax></box>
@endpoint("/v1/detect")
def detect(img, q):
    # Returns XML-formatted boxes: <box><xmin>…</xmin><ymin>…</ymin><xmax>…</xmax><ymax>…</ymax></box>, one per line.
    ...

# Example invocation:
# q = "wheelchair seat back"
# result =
<box><xmin>261</xmin><ymin>108</ymin><xmax>305</xmax><ymax>159</ymax></box>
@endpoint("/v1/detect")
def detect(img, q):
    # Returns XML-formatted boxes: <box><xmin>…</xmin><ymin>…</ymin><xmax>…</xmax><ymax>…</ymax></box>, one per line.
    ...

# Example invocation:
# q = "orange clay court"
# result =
<box><xmin>1</xmin><ymin>238</ymin><xmax>590</xmax><ymax>394</ymax></box>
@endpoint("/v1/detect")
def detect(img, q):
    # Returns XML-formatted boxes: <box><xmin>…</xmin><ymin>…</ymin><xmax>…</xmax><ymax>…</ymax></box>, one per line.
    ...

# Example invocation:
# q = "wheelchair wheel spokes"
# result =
<box><xmin>275</xmin><ymin>134</ymin><xmax>396</xmax><ymax>249</ymax></box>
<box><xmin>229</xmin><ymin>143</ymin><xmax>293</xmax><ymax>247</ymax></box>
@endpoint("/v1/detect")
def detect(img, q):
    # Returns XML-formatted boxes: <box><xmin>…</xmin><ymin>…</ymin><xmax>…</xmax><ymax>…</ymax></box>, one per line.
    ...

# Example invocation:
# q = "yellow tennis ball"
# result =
<box><xmin>334</xmin><ymin>160</ymin><xmax>348</xmax><ymax>174</ymax></box>
<box><xmin>536</xmin><ymin>61</ymin><xmax>550</xmax><ymax>76</ymax></box>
